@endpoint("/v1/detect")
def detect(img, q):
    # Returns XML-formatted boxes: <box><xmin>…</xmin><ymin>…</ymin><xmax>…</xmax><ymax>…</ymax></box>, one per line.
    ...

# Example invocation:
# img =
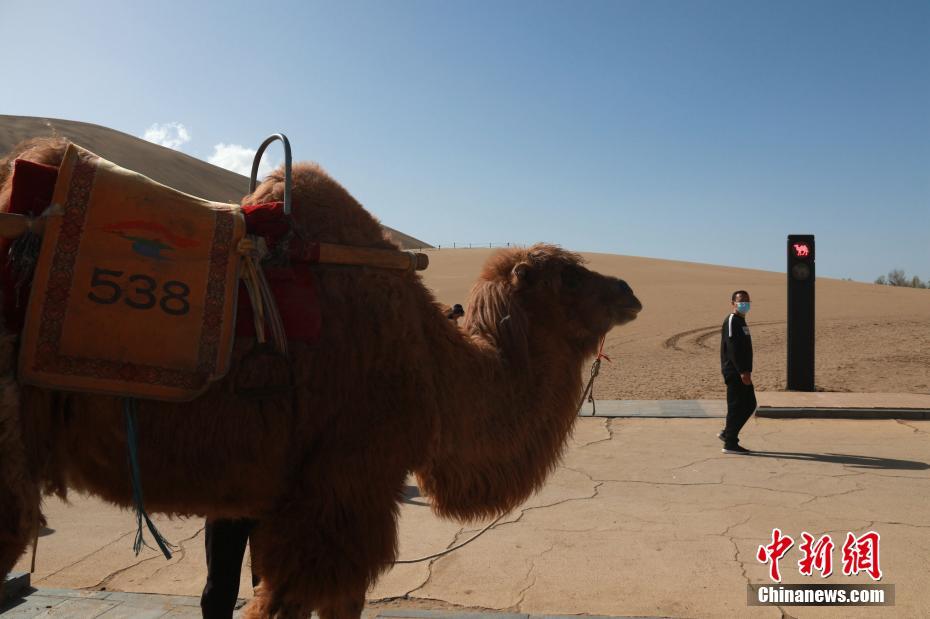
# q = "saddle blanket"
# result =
<box><xmin>4</xmin><ymin>164</ymin><xmax>322</xmax><ymax>349</ymax></box>
<box><xmin>17</xmin><ymin>144</ymin><xmax>246</xmax><ymax>401</ymax></box>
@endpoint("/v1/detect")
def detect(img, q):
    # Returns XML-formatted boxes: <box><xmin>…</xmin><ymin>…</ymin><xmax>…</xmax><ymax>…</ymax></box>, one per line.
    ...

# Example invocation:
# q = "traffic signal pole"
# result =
<box><xmin>787</xmin><ymin>234</ymin><xmax>815</xmax><ymax>391</ymax></box>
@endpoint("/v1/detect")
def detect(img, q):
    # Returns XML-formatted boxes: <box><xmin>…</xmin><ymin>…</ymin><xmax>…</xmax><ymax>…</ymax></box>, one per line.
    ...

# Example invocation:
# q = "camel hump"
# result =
<box><xmin>245</xmin><ymin>161</ymin><xmax>397</xmax><ymax>252</ymax></box>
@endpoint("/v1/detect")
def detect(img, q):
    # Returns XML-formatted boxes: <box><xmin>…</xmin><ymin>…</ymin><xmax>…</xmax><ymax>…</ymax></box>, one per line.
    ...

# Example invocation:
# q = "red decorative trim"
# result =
<box><xmin>34</xmin><ymin>152</ymin><xmax>96</xmax><ymax>372</ymax></box>
<box><xmin>197</xmin><ymin>214</ymin><xmax>234</xmax><ymax>375</ymax></box>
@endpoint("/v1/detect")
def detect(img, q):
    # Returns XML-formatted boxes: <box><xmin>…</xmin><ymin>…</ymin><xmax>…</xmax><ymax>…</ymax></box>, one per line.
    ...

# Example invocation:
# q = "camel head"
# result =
<box><xmin>417</xmin><ymin>245</ymin><xmax>641</xmax><ymax>522</ymax></box>
<box><xmin>464</xmin><ymin>244</ymin><xmax>642</xmax><ymax>362</ymax></box>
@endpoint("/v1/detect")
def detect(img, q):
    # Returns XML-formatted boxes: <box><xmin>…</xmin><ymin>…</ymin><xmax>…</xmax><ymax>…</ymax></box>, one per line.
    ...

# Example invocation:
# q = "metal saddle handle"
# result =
<box><xmin>249</xmin><ymin>134</ymin><xmax>292</xmax><ymax>216</ymax></box>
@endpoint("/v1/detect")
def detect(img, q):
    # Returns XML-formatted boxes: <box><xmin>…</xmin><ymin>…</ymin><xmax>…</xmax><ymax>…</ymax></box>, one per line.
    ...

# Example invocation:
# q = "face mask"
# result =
<box><xmin>736</xmin><ymin>301</ymin><xmax>750</xmax><ymax>314</ymax></box>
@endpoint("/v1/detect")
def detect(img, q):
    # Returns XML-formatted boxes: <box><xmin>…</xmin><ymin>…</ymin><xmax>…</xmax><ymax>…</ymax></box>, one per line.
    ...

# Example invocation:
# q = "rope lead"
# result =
<box><xmin>577</xmin><ymin>335</ymin><xmax>611</xmax><ymax>416</ymax></box>
<box><xmin>124</xmin><ymin>398</ymin><xmax>174</xmax><ymax>559</ymax></box>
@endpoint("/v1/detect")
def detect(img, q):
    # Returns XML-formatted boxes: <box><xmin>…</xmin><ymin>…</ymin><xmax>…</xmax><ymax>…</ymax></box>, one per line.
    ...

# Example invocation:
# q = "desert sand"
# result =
<box><xmin>420</xmin><ymin>248</ymin><xmax>929</xmax><ymax>400</ymax></box>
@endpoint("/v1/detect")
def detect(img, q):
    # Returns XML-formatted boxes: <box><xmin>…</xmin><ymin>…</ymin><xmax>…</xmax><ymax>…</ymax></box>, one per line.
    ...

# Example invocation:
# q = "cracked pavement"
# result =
<box><xmin>14</xmin><ymin>416</ymin><xmax>930</xmax><ymax>618</ymax></box>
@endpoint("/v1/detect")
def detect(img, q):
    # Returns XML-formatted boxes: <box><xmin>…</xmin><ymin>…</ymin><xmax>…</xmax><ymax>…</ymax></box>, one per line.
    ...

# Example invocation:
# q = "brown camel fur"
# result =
<box><xmin>0</xmin><ymin>138</ymin><xmax>642</xmax><ymax>618</ymax></box>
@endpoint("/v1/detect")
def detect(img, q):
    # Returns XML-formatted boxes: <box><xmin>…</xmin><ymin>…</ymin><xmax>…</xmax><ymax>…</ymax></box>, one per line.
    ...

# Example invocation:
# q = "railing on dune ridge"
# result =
<box><xmin>417</xmin><ymin>242</ymin><xmax>529</xmax><ymax>251</ymax></box>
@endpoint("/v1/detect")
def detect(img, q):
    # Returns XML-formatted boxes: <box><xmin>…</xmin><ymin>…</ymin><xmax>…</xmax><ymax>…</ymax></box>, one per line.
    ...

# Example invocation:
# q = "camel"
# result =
<box><xmin>0</xmin><ymin>138</ymin><xmax>642</xmax><ymax>618</ymax></box>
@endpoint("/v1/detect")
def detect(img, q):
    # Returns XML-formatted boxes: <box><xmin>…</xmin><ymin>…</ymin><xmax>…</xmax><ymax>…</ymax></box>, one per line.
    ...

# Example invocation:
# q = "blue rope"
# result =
<box><xmin>124</xmin><ymin>398</ymin><xmax>173</xmax><ymax>559</ymax></box>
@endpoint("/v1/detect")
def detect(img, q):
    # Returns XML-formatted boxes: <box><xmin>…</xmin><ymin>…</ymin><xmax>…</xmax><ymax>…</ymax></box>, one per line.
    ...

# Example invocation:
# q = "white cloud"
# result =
<box><xmin>208</xmin><ymin>143</ymin><xmax>278</xmax><ymax>178</ymax></box>
<box><xmin>142</xmin><ymin>122</ymin><xmax>191</xmax><ymax>151</ymax></box>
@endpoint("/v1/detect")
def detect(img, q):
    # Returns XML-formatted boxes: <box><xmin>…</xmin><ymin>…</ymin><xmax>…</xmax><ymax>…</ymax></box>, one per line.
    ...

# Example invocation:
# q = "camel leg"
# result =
<box><xmin>317</xmin><ymin>592</ymin><xmax>365</xmax><ymax>619</ymax></box>
<box><xmin>0</xmin><ymin>446</ymin><xmax>38</xmax><ymax>582</ymax></box>
<box><xmin>238</xmin><ymin>536</ymin><xmax>367</xmax><ymax>619</ymax></box>
<box><xmin>240</xmin><ymin>584</ymin><xmax>364</xmax><ymax>619</ymax></box>
<box><xmin>0</xmin><ymin>485</ymin><xmax>40</xmax><ymax>599</ymax></box>
<box><xmin>0</xmin><ymin>524</ymin><xmax>33</xmax><ymax>588</ymax></box>
<box><xmin>241</xmin><ymin>461</ymin><xmax>405</xmax><ymax>619</ymax></box>
<box><xmin>0</xmin><ymin>361</ymin><xmax>41</xmax><ymax>585</ymax></box>
<box><xmin>239</xmin><ymin>583</ymin><xmax>306</xmax><ymax>619</ymax></box>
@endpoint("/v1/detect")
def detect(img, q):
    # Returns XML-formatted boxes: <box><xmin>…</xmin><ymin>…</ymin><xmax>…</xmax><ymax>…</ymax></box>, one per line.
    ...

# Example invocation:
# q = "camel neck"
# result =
<box><xmin>416</xmin><ymin>324</ymin><xmax>588</xmax><ymax>521</ymax></box>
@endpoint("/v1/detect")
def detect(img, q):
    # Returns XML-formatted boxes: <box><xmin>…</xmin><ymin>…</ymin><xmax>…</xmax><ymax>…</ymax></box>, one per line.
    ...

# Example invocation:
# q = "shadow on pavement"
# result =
<box><xmin>0</xmin><ymin>587</ymin><xmax>36</xmax><ymax>613</ymax></box>
<box><xmin>747</xmin><ymin>451</ymin><xmax>929</xmax><ymax>470</ymax></box>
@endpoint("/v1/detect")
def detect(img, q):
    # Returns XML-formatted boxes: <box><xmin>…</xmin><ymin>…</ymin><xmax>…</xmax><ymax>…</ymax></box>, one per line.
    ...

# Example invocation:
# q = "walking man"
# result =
<box><xmin>719</xmin><ymin>290</ymin><xmax>757</xmax><ymax>454</ymax></box>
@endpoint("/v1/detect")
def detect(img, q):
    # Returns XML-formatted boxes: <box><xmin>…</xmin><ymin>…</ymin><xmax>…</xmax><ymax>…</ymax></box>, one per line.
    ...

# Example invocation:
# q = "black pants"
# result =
<box><xmin>200</xmin><ymin>518</ymin><xmax>258</xmax><ymax>619</ymax></box>
<box><xmin>723</xmin><ymin>376</ymin><xmax>757</xmax><ymax>446</ymax></box>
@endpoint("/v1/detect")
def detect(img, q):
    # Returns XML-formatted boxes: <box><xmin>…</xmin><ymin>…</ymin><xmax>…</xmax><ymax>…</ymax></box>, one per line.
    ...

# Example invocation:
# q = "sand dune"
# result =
<box><xmin>0</xmin><ymin>115</ymin><xmax>431</xmax><ymax>250</ymax></box>
<box><xmin>420</xmin><ymin>248</ymin><xmax>930</xmax><ymax>399</ymax></box>
<box><xmin>2</xmin><ymin>116</ymin><xmax>924</xmax><ymax>398</ymax></box>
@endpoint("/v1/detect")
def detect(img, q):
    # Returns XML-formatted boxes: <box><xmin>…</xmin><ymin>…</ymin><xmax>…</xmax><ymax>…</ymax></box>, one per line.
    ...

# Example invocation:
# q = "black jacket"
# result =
<box><xmin>721</xmin><ymin>313</ymin><xmax>753</xmax><ymax>380</ymax></box>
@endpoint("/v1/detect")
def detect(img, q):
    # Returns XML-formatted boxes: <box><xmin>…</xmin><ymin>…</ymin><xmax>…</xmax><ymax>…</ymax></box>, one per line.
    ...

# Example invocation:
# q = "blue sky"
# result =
<box><xmin>4</xmin><ymin>0</ymin><xmax>928</xmax><ymax>281</ymax></box>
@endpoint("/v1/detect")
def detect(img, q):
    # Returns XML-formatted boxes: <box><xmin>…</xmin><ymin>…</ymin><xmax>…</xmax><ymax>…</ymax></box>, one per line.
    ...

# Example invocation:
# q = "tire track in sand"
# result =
<box><xmin>665</xmin><ymin>321</ymin><xmax>785</xmax><ymax>353</ymax></box>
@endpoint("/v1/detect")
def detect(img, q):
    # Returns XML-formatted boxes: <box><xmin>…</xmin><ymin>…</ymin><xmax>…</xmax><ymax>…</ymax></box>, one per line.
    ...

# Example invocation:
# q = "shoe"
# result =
<box><xmin>722</xmin><ymin>444</ymin><xmax>752</xmax><ymax>454</ymax></box>
<box><xmin>717</xmin><ymin>431</ymin><xmax>726</xmax><ymax>443</ymax></box>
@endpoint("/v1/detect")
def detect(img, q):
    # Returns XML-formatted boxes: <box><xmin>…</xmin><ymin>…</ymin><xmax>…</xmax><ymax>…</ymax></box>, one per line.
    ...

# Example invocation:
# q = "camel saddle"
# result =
<box><xmin>14</xmin><ymin>143</ymin><xmax>248</xmax><ymax>401</ymax></box>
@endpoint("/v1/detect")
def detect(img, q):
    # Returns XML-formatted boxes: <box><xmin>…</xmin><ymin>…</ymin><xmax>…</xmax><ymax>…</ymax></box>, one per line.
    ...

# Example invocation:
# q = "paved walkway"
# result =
<box><xmin>4</xmin><ymin>401</ymin><xmax>929</xmax><ymax>618</ymax></box>
<box><xmin>579</xmin><ymin>393</ymin><xmax>930</xmax><ymax>418</ymax></box>
<box><xmin>0</xmin><ymin>587</ymin><xmax>654</xmax><ymax>619</ymax></box>
<box><xmin>1</xmin><ymin>587</ymin><xmax>221</xmax><ymax>618</ymax></box>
